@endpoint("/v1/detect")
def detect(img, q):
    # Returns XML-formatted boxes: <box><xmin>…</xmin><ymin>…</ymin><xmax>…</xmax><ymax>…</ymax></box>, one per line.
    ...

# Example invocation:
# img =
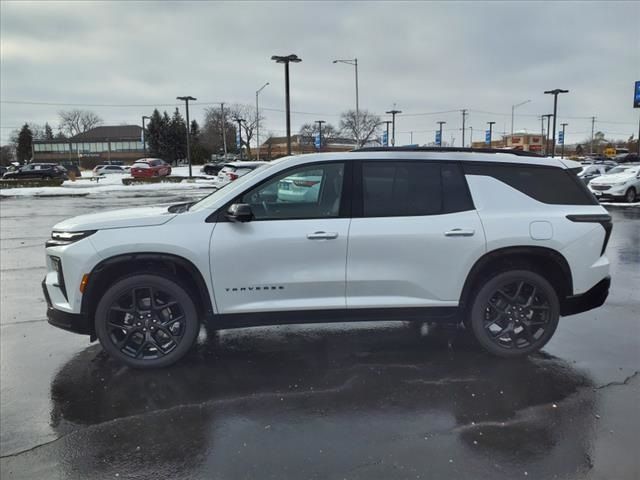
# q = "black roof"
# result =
<box><xmin>354</xmin><ymin>146</ymin><xmax>543</xmax><ymax>157</ymax></box>
<box><xmin>70</xmin><ymin>125</ymin><xmax>142</xmax><ymax>141</ymax></box>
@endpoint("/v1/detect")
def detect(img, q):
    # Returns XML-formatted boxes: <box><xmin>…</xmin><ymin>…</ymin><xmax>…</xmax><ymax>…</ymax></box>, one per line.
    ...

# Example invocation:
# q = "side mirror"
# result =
<box><xmin>226</xmin><ymin>203</ymin><xmax>253</xmax><ymax>223</ymax></box>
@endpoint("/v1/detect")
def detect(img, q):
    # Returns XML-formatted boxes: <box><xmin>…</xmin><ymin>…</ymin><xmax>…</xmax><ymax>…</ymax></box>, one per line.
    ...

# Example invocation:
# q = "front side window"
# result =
<box><xmin>240</xmin><ymin>163</ymin><xmax>344</xmax><ymax>220</ymax></box>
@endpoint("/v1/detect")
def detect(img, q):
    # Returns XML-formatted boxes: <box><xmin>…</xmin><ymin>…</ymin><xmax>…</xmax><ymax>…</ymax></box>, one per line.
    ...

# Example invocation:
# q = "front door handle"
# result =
<box><xmin>444</xmin><ymin>228</ymin><xmax>475</xmax><ymax>237</ymax></box>
<box><xmin>307</xmin><ymin>231</ymin><xmax>339</xmax><ymax>240</ymax></box>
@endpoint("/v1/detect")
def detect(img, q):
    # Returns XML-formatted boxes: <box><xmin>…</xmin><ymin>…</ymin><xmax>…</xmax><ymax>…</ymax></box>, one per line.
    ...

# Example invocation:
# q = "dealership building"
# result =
<box><xmin>32</xmin><ymin>125</ymin><xmax>146</xmax><ymax>167</ymax></box>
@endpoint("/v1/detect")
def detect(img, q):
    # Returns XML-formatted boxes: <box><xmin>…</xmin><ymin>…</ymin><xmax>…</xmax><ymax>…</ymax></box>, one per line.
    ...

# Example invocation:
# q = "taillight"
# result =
<box><xmin>227</xmin><ymin>173</ymin><xmax>239</xmax><ymax>180</ymax></box>
<box><xmin>293</xmin><ymin>180</ymin><xmax>319</xmax><ymax>187</ymax></box>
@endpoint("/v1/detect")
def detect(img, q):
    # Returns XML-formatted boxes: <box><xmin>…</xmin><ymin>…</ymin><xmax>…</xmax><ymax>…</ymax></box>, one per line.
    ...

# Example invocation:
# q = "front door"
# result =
<box><xmin>210</xmin><ymin>162</ymin><xmax>350</xmax><ymax>314</ymax></box>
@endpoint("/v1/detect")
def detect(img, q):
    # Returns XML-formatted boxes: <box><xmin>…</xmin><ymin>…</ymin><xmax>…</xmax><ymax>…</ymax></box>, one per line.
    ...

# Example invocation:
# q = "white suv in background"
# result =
<box><xmin>43</xmin><ymin>148</ymin><xmax>612</xmax><ymax>368</ymax></box>
<box><xmin>588</xmin><ymin>164</ymin><xmax>640</xmax><ymax>203</ymax></box>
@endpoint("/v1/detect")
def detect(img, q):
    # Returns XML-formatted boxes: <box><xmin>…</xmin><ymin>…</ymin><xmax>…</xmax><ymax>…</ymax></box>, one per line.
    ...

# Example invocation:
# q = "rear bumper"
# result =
<box><xmin>42</xmin><ymin>279</ymin><xmax>91</xmax><ymax>335</ymax></box>
<box><xmin>561</xmin><ymin>276</ymin><xmax>611</xmax><ymax>316</ymax></box>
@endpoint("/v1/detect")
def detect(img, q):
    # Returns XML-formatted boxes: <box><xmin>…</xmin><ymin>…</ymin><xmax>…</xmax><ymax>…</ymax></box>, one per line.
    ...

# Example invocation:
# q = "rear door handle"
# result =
<box><xmin>307</xmin><ymin>231</ymin><xmax>339</xmax><ymax>240</ymax></box>
<box><xmin>444</xmin><ymin>228</ymin><xmax>475</xmax><ymax>237</ymax></box>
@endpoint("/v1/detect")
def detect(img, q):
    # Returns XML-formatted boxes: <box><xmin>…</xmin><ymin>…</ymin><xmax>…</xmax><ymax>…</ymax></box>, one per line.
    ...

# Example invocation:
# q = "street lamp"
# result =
<box><xmin>487</xmin><ymin>121</ymin><xmax>496</xmax><ymax>148</ymax></box>
<box><xmin>437</xmin><ymin>121</ymin><xmax>446</xmax><ymax>147</ymax></box>
<box><xmin>141</xmin><ymin>115</ymin><xmax>151</xmax><ymax>154</ymax></box>
<box><xmin>234</xmin><ymin>117</ymin><xmax>245</xmax><ymax>160</ymax></box>
<box><xmin>315</xmin><ymin>120</ymin><xmax>325</xmax><ymax>152</ymax></box>
<box><xmin>333</xmin><ymin>58</ymin><xmax>359</xmax><ymax>143</ymax></box>
<box><xmin>271</xmin><ymin>54</ymin><xmax>302</xmax><ymax>156</ymax></box>
<box><xmin>560</xmin><ymin>123</ymin><xmax>568</xmax><ymax>159</ymax></box>
<box><xmin>255</xmin><ymin>82</ymin><xmax>269</xmax><ymax>160</ymax></box>
<box><xmin>511</xmin><ymin>99</ymin><xmax>531</xmax><ymax>136</ymax></box>
<box><xmin>385</xmin><ymin>109</ymin><xmax>402</xmax><ymax>146</ymax></box>
<box><xmin>544</xmin><ymin>89</ymin><xmax>569</xmax><ymax>157</ymax></box>
<box><xmin>176</xmin><ymin>95</ymin><xmax>196</xmax><ymax>178</ymax></box>
<box><xmin>542</xmin><ymin>114</ymin><xmax>553</xmax><ymax>156</ymax></box>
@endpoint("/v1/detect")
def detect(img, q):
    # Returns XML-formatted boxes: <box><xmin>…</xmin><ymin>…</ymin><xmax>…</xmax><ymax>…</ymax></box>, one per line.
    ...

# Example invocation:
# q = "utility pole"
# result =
<box><xmin>544</xmin><ymin>89</ymin><xmax>569</xmax><ymax>157</ymax></box>
<box><xmin>437</xmin><ymin>121</ymin><xmax>446</xmax><ymax>147</ymax></box>
<box><xmin>271</xmin><ymin>54</ymin><xmax>302</xmax><ymax>156</ymax></box>
<box><xmin>382</xmin><ymin>120</ymin><xmax>392</xmax><ymax>146</ymax></box>
<box><xmin>255</xmin><ymin>82</ymin><xmax>269</xmax><ymax>160</ymax></box>
<box><xmin>591</xmin><ymin>116</ymin><xmax>596</xmax><ymax>154</ymax></box>
<box><xmin>461</xmin><ymin>109</ymin><xmax>468</xmax><ymax>147</ymax></box>
<box><xmin>469</xmin><ymin>126</ymin><xmax>473</xmax><ymax>146</ymax></box>
<box><xmin>385</xmin><ymin>109</ymin><xmax>402</xmax><ymax>146</ymax></box>
<box><xmin>177</xmin><ymin>95</ymin><xmax>196</xmax><ymax>178</ymax></box>
<box><xmin>487</xmin><ymin>121</ymin><xmax>496</xmax><ymax>148</ymax></box>
<box><xmin>560</xmin><ymin>123</ymin><xmax>568</xmax><ymax>159</ymax></box>
<box><xmin>234</xmin><ymin>117</ymin><xmax>245</xmax><ymax>160</ymax></box>
<box><xmin>315</xmin><ymin>120</ymin><xmax>325</xmax><ymax>151</ymax></box>
<box><xmin>542</xmin><ymin>114</ymin><xmax>553</xmax><ymax>156</ymax></box>
<box><xmin>141</xmin><ymin>115</ymin><xmax>150</xmax><ymax>155</ymax></box>
<box><xmin>220</xmin><ymin>103</ymin><xmax>228</xmax><ymax>157</ymax></box>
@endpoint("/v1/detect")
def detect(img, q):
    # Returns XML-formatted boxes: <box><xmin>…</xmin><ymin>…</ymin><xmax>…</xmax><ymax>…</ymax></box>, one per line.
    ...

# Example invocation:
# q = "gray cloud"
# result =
<box><xmin>1</xmin><ymin>0</ymin><xmax>639</xmax><ymax>145</ymax></box>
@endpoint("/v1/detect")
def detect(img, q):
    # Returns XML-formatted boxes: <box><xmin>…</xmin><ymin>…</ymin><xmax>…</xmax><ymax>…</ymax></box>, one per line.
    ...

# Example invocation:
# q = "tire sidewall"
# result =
<box><xmin>469</xmin><ymin>270</ymin><xmax>560</xmax><ymax>357</ymax></box>
<box><xmin>626</xmin><ymin>187</ymin><xmax>636</xmax><ymax>203</ymax></box>
<box><xmin>95</xmin><ymin>274</ymin><xmax>199</xmax><ymax>368</ymax></box>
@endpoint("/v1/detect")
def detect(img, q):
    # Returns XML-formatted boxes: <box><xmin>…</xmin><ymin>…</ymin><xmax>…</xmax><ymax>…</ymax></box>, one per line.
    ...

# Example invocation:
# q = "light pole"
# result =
<box><xmin>542</xmin><ymin>114</ymin><xmax>553</xmax><ymax>156</ymax></box>
<box><xmin>544</xmin><ymin>89</ymin><xmax>569</xmax><ymax>157</ymax></box>
<box><xmin>234</xmin><ymin>117</ymin><xmax>245</xmax><ymax>160</ymax></box>
<box><xmin>437</xmin><ymin>121</ymin><xmax>446</xmax><ymax>147</ymax></box>
<box><xmin>255</xmin><ymin>82</ymin><xmax>269</xmax><ymax>160</ymax></box>
<box><xmin>385</xmin><ymin>109</ymin><xmax>402</xmax><ymax>146</ymax></box>
<box><xmin>271</xmin><ymin>54</ymin><xmax>302</xmax><ymax>156</ymax></box>
<box><xmin>461</xmin><ymin>109</ymin><xmax>468</xmax><ymax>147</ymax></box>
<box><xmin>141</xmin><ymin>115</ymin><xmax>150</xmax><ymax>155</ymax></box>
<box><xmin>176</xmin><ymin>95</ymin><xmax>196</xmax><ymax>178</ymax></box>
<box><xmin>487</xmin><ymin>121</ymin><xmax>496</xmax><ymax>148</ymax></box>
<box><xmin>382</xmin><ymin>121</ymin><xmax>392</xmax><ymax>146</ymax></box>
<box><xmin>560</xmin><ymin>123</ymin><xmax>568</xmax><ymax>159</ymax></box>
<box><xmin>315</xmin><ymin>120</ymin><xmax>325</xmax><ymax>152</ymax></box>
<box><xmin>511</xmin><ymin>99</ymin><xmax>531</xmax><ymax>136</ymax></box>
<box><xmin>333</xmin><ymin>58</ymin><xmax>359</xmax><ymax>143</ymax></box>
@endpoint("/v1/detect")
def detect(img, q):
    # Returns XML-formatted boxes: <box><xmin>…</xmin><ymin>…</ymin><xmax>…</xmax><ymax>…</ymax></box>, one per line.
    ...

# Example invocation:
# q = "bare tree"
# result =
<box><xmin>298</xmin><ymin>122</ymin><xmax>340</xmax><ymax>151</ymax></box>
<box><xmin>58</xmin><ymin>109</ymin><xmax>103</xmax><ymax>137</ymax></box>
<box><xmin>340</xmin><ymin>109</ymin><xmax>381</xmax><ymax>147</ymax></box>
<box><xmin>228</xmin><ymin>104</ymin><xmax>264</xmax><ymax>159</ymax></box>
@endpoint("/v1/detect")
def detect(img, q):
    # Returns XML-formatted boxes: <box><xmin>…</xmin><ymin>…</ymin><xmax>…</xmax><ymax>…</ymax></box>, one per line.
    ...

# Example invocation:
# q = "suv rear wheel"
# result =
<box><xmin>469</xmin><ymin>270</ymin><xmax>560</xmax><ymax>357</ymax></box>
<box><xmin>625</xmin><ymin>187</ymin><xmax>636</xmax><ymax>203</ymax></box>
<box><xmin>95</xmin><ymin>274</ymin><xmax>200</xmax><ymax>368</ymax></box>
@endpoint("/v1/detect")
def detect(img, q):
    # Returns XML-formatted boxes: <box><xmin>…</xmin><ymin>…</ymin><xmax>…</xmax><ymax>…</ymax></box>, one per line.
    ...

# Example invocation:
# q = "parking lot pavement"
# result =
<box><xmin>1</xmin><ymin>195</ymin><xmax>638</xmax><ymax>480</ymax></box>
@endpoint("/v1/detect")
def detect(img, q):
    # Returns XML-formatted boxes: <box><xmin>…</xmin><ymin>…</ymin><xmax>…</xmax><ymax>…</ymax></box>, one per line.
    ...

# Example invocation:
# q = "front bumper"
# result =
<box><xmin>43</xmin><ymin>279</ymin><xmax>91</xmax><ymax>335</ymax></box>
<box><xmin>561</xmin><ymin>276</ymin><xmax>611</xmax><ymax>316</ymax></box>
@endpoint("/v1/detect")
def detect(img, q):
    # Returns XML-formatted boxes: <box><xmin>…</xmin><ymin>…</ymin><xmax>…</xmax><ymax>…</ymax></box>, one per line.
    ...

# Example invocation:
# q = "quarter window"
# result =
<box><xmin>241</xmin><ymin>163</ymin><xmax>345</xmax><ymax>220</ymax></box>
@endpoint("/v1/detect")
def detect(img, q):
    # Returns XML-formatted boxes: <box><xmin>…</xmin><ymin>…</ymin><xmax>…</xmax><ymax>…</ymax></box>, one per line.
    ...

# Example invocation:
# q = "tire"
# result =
<box><xmin>95</xmin><ymin>274</ymin><xmax>200</xmax><ymax>368</ymax></box>
<box><xmin>625</xmin><ymin>187</ymin><xmax>636</xmax><ymax>203</ymax></box>
<box><xmin>468</xmin><ymin>270</ymin><xmax>560</xmax><ymax>358</ymax></box>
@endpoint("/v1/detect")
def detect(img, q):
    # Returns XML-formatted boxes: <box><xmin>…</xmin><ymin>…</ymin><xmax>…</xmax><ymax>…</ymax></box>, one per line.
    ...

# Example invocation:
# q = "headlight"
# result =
<box><xmin>46</xmin><ymin>230</ymin><xmax>96</xmax><ymax>247</ymax></box>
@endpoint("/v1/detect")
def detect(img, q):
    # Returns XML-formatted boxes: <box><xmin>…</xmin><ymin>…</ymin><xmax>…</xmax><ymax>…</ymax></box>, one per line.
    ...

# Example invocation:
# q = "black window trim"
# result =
<box><xmin>208</xmin><ymin>160</ymin><xmax>353</xmax><ymax>223</ymax></box>
<box><xmin>352</xmin><ymin>159</ymin><xmax>475</xmax><ymax>218</ymax></box>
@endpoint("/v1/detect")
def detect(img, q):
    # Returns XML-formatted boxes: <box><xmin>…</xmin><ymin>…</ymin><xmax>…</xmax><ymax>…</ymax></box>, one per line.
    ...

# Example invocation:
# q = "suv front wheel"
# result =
<box><xmin>469</xmin><ymin>270</ymin><xmax>560</xmax><ymax>357</ymax></box>
<box><xmin>95</xmin><ymin>274</ymin><xmax>200</xmax><ymax>368</ymax></box>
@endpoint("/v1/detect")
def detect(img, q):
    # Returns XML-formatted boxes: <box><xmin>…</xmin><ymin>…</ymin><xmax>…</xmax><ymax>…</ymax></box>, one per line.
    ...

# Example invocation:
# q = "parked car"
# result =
<box><xmin>214</xmin><ymin>161</ymin><xmax>268</xmax><ymax>188</ymax></box>
<box><xmin>583</xmin><ymin>154</ymin><xmax>610</xmax><ymax>163</ymax></box>
<box><xmin>0</xmin><ymin>166</ymin><xmax>7</xmax><ymax>177</ymax></box>
<box><xmin>588</xmin><ymin>164</ymin><xmax>640</xmax><ymax>203</ymax></box>
<box><xmin>614</xmin><ymin>153</ymin><xmax>640</xmax><ymax>164</ymax></box>
<box><xmin>93</xmin><ymin>165</ymin><xmax>127</xmax><ymax>175</ymax></box>
<box><xmin>44</xmin><ymin>147</ymin><xmax>612</xmax><ymax>368</ymax></box>
<box><xmin>200</xmin><ymin>161</ymin><xmax>226</xmax><ymax>176</ymax></box>
<box><xmin>130</xmin><ymin>158</ymin><xmax>172</xmax><ymax>178</ymax></box>
<box><xmin>3</xmin><ymin>163</ymin><xmax>68</xmax><ymax>180</ymax></box>
<box><xmin>577</xmin><ymin>164</ymin><xmax>615</xmax><ymax>185</ymax></box>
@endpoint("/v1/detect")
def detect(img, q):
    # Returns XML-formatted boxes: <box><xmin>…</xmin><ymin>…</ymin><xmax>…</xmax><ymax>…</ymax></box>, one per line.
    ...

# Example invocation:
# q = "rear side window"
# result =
<box><xmin>464</xmin><ymin>163</ymin><xmax>598</xmax><ymax>205</ymax></box>
<box><xmin>360</xmin><ymin>161</ymin><xmax>473</xmax><ymax>217</ymax></box>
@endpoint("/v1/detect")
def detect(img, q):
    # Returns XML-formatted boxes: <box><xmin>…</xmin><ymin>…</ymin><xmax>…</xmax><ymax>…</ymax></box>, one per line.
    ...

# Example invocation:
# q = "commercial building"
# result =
<box><xmin>472</xmin><ymin>132</ymin><xmax>547</xmax><ymax>153</ymax></box>
<box><xmin>260</xmin><ymin>135</ymin><xmax>357</xmax><ymax>158</ymax></box>
<box><xmin>32</xmin><ymin>125</ymin><xmax>145</xmax><ymax>168</ymax></box>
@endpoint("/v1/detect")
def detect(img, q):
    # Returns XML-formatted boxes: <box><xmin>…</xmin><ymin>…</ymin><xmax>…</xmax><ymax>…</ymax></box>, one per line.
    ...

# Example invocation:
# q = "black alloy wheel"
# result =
<box><xmin>95</xmin><ymin>274</ymin><xmax>199</xmax><ymax>368</ymax></box>
<box><xmin>469</xmin><ymin>270</ymin><xmax>560</xmax><ymax>357</ymax></box>
<box><xmin>625</xmin><ymin>188</ymin><xmax>636</xmax><ymax>203</ymax></box>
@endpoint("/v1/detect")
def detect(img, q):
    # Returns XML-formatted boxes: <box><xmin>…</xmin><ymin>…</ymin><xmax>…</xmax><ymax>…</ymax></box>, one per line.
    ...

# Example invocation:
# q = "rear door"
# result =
<box><xmin>210</xmin><ymin>161</ymin><xmax>351</xmax><ymax>314</ymax></box>
<box><xmin>346</xmin><ymin>161</ymin><xmax>486</xmax><ymax>309</ymax></box>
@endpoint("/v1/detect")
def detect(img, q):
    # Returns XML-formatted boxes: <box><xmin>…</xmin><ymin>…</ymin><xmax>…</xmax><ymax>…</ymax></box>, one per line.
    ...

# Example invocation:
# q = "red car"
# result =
<box><xmin>130</xmin><ymin>158</ymin><xmax>172</xmax><ymax>178</ymax></box>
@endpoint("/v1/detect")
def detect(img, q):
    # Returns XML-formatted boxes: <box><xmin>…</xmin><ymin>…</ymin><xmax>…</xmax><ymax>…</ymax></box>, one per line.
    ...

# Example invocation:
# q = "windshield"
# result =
<box><xmin>189</xmin><ymin>163</ymin><xmax>273</xmax><ymax>212</ymax></box>
<box><xmin>606</xmin><ymin>166</ymin><xmax>629</xmax><ymax>175</ymax></box>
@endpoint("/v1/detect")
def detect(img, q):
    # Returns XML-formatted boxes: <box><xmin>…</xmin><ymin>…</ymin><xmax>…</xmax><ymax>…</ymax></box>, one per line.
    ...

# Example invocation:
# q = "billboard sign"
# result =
<box><xmin>382</xmin><ymin>131</ymin><xmax>389</xmax><ymax>146</ymax></box>
<box><xmin>314</xmin><ymin>133</ymin><xmax>321</xmax><ymax>149</ymax></box>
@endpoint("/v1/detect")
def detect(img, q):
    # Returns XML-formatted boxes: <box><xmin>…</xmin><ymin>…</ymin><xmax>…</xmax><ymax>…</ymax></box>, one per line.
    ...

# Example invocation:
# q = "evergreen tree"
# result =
<box><xmin>44</xmin><ymin>123</ymin><xmax>54</xmax><ymax>140</ymax></box>
<box><xmin>169</xmin><ymin>108</ymin><xmax>187</xmax><ymax>164</ymax></box>
<box><xmin>16</xmin><ymin>124</ymin><xmax>33</xmax><ymax>163</ymax></box>
<box><xmin>146</xmin><ymin>109</ymin><xmax>169</xmax><ymax>159</ymax></box>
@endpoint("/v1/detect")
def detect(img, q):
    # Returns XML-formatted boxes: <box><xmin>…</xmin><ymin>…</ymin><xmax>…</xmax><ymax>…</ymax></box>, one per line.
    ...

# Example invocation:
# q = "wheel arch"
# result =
<box><xmin>458</xmin><ymin>246</ymin><xmax>573</xmax><ymax>319</ymax></box>
<box><xmin>81</xmin><ymin>252</ymin><xmax>214</xmax><ymax>340</ymax></box>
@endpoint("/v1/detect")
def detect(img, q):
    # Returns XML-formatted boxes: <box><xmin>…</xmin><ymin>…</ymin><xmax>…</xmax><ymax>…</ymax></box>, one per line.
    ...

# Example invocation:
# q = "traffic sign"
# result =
<box><xmin>435</xmin><ymin>131</ymin><xmax>441</xmax><ymax>145</ymax></box>
<box><xmin>558</xmin><ymin>131</ymin><xmax>564</xmax><ymax>145</ymax></box>
<box><xmin>485</xmin><ymin>130</ymin><xmax>491</xmax><ymax>145</ymax></box>
<box><xmin>314</xmin><ymin>133</ymin><xmax>321</xmax><ymax>149</ymax></box>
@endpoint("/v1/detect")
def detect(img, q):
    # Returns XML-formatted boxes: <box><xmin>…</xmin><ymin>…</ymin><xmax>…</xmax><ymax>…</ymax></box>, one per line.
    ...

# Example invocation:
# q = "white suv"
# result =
<box><xmin>43</xmin><ymin>148</ymin><xmax>612</xmax><ymax>368</ymax></box>
<box><xmin>588</xmin><ymin>164</ymin><xmax>640</xmax><ymax>203</ymax></box>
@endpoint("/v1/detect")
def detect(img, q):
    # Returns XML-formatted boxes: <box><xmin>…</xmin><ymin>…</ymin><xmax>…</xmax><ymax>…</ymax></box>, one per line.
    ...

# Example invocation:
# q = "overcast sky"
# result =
<box><xmin>1</xmin><ymin>0</ymin><xmax>639</xmax><ymax>146</ymax></box>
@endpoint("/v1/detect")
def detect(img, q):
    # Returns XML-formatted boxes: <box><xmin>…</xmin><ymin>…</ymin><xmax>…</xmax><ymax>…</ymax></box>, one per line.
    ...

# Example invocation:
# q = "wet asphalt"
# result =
<box><xmin>0</xmin><ymin>192</ymin><xmax>638</xmax><ymax>480</ymax></box>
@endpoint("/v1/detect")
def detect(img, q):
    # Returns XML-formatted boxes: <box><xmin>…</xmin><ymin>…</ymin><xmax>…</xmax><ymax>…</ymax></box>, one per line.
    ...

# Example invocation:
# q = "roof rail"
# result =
<box><xmin>353</xmin><ymin>146</ymin><xmax>543</xmax><ymax>158</ymax></box>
